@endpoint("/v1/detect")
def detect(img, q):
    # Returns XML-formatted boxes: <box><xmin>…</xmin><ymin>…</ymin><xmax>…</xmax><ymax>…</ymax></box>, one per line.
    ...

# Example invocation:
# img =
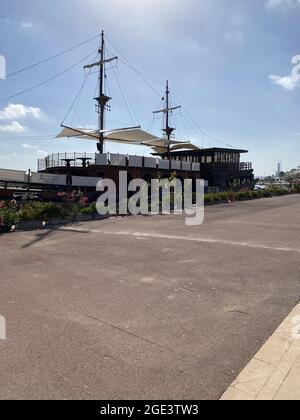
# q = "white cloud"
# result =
<box><xmin>266</xmin><ymin>0</ymin><xmax>300</xmax><ymax>9</ymax></box>
<box><xmin>20</xmin><ymin>21</ymin><xmax>33</xmax><ymax>31</ymax></box>
<box><xmin>0</xmin><ymin>121</ymin><xmax>27</xmax><ymax>133</ymax></box>
<box><xmin>0</xmin><ymin>104</ymin><xmax>41</xmax><ymax>120</ymax></box>
<box><xmin>22</xmin><ymin>144</ymin><xmax>38</xmax><ymax>149</ymax></box>
<box><xmin>269</xmin><ymin>74</ymin><xmax>300</xmax><ymax>90</ymax></box>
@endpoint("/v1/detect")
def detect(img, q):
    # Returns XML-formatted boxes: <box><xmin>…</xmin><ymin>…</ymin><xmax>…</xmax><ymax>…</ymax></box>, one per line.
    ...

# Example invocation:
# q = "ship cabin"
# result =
<box><xmin>159</xmin><ymin>147</ymin><xmax>255</xmax><ymax>192</ymax></box>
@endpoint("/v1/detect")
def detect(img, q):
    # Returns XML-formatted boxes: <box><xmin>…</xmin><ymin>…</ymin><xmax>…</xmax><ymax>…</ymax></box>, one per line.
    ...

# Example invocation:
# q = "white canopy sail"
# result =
<box><xmin>105</xmin><ymin>129</ymin><xmax>159</xmax><ymax>145</ymax></box>
<box><xmin>56</xmin><ymin>127</ymin><xmax>100</xmax><ymax>141</ymax></box>
<box><xmin>55</xmin><ymin>126</ymin><xmax>199</xmax><ymax>152</ymax></box>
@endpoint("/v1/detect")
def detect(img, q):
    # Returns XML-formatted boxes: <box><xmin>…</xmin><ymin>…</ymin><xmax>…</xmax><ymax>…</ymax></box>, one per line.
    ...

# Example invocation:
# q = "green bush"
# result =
<box><xmin>20</xmin><ymin>202</ymin><xmax>44</xmax><ymax>221</ymax></box>
<box><xmin>204</xmin><ymin>194</ymin><xmax>214</xmax><ymax>203</ymax></box>
<box><xmin>219</xmin><ymin>192</ymin><xmax>229</xmax><ymax>201</ymax></box>
<box><xmin>204</xmin><ymin>187</ymin><xmax>297</xmax><ymax>205</ymax></box>
<box><xmin>80</xmin><ymin>203</ymin><xmax>97</xmax><ymax>215</ymax></box>
<box><xmin>0</xmin><ymin>207</ymin><xmax>20</xmax><ymax>232</ymax></box>
<box><xmin>211</xmin><ymin>193</ymin><xmax>221</xmax><ymax>202</ymax></box>
<box><xmin>41</xmin><ymin>203</ymin><xmax>70</xmax><ymax>219</ymax></box>
<box><xmin>20</xmin><ymin>202</ymin><xmax>73</xmax><ymax>221</ymax></box>
<box><xmin>236</xmin><ymin>191</ymin><xmax>246</xmax><ymax>201</ymax></box>
<box><xmin>228</xmin><ymin>192</ymin><xmax>236</xmax><ymax>201</ymax></box>
<box><xmin>251</xmin><ymin>191</ymin><xmax>261</xmax><ymax>199</ymax></box>
<box><xmin>262</xmin><ymin>190</ymin><xmax>272</xmax><ymax>197</ymax></box>
<box><xmin>268</xmin><ymin>187</ymin><xmax>289</xmax><ymax>196</ymax></box>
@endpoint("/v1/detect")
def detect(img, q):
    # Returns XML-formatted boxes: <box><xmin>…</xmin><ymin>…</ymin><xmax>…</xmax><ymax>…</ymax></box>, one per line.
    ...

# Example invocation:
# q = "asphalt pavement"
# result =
<box><xmin>0</xmin><ymin>195</ymin><xmax>300</xmax><ymax>400</ymax></box>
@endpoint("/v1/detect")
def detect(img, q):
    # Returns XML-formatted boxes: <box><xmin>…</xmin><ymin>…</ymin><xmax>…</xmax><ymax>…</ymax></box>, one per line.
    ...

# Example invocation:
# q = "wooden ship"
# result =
<box><xmin>0</xmin><ymin>31</ymin><xmax>255</xmax><ymax>200</ymax></box>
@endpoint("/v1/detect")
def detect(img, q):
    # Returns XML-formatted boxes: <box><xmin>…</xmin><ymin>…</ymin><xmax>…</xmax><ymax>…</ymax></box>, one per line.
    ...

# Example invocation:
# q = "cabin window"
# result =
<box><xmin>201</xmin><ymin>156</ymin><xmax>206</xmax><ymax>163</ymax></box>
<box><xmin>207</xmin><ymin>156</ymin><xmax>212</xmax><ymax>163</ymax></box>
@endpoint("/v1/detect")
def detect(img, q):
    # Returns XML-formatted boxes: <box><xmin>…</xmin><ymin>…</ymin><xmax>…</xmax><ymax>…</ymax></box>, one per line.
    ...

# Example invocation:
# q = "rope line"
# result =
<box><xmin>6</xmin><ymin>34</ymin><xmax>100</xmax><ymax>78</ymax></box>
<box><xmin>62</xmin><ymin>74</ymin><xmax>89</xmax><ymax>125</ymax></box>
<box><xmin>0</xmin><ymin>50</ymin><xmax>97</xmax><ymax>104</ymax></box>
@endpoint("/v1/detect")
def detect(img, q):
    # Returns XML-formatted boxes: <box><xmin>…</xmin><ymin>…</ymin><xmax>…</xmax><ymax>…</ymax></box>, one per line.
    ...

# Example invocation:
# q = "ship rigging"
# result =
<box><xmin>57</xmin><ymin>30</ymin><xmax>195</xmax><ymax>155</ymax></box>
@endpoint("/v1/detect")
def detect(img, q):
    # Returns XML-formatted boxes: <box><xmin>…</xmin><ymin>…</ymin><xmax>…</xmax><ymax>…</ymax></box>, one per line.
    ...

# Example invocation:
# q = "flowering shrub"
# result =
<box><xmin>0</xmin><ymin>201</ymin><xmax>20</xmax><ymax>232</ymax></box>
<box><xmin>57</xmin><ymin>191</ymin><xmax>88</xmax><ymax>206</ymax></box>
<box><xmin>0</xmin><ymin>195</ymin><xmax>93</xmax><ymax>233</ymax></box>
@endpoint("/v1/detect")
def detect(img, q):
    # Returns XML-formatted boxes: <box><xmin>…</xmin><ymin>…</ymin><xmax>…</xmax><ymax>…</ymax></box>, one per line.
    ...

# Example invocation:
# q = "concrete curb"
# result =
<box><xmin>221</xmin><ymin>302</ymin><xmax>300</xmax><ymax>400</ymax></box>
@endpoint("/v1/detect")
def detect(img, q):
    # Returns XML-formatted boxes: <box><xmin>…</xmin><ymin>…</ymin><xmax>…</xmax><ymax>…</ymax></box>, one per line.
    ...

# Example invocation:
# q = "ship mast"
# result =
<box><xmin>97</xmin><ymin>31</ymin><xmax>111</xmax><ymax>153</ymax></box>
<box><xmin>154</xmin><ymin>80</ymin><xmax>181</xmax><ymax>158</ymax></box>
<box><xmin>83</xmin><ymin>31</ymin><xmax>118</xmax><ymax>153</ymax></box>
<box><xmin>59</xmin><ymin>31</ymin><xmax>144</xmax><ymax>151</ymax></box>
<box><xmin>98</xmin><ymin>31</ymin><xmax>106</xmax><ymax>153</ymax></box>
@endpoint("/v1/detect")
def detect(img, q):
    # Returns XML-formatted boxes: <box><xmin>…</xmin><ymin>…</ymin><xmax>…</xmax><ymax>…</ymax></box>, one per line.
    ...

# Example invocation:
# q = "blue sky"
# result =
<box><xmin>0</xmin><ymin>0</ymin><xmax>300</xmax><ymax>176</ymax></box>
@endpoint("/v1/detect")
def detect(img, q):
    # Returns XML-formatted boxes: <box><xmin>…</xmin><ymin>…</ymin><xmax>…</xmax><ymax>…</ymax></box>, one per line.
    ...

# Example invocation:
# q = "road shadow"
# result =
<box><xmin>22</xmin><ymin>222</ymin><xmax>90</xmax><ymax>249</ymax></box>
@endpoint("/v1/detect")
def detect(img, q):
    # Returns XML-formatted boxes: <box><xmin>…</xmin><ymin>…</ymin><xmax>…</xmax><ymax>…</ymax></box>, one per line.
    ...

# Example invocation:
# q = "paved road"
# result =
<box><xmin>0</xmin><ymin>195</ymin><xmax>300</xmax><ymax>400</ymax></box>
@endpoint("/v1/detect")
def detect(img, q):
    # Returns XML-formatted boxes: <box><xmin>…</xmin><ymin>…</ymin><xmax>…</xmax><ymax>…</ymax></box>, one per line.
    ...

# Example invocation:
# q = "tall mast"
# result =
<box><xmin>99</xmin><ymin>30</ymin><xmax>105</xmax><ymax>153</ymax></box>
<box><xmin>165</xmin><ymin>81</ymin><xmax>171</xmax><ymax>152</ymax></box>
<box><xmin>83</xmin><ymin>30</ymin><xmax>117</xmax><ymax>153</ymax></box>
<box><xmin>61</xmin><ymin>32</ymin><xmax>141</xmax><ymax>151</ymax></box>
<box><xmin>153</xmin><ymin>80</ymin><xmax>181</xmax><ymax>158</ymax></box>
<box><xmin>96</xmin><ymin>30</ymin><xmax>112</xmax><ymax>154</ymax></box>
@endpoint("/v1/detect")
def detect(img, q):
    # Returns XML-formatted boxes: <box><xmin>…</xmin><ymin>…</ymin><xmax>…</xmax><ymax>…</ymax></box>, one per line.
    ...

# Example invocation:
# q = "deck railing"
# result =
<box><xmin>38</xmin><ymin>153</ymin><xmax>96</xmax><ymax>171</ymax></box>
<box><xmin>38</xmin><ymin>153</ymin><xmax>201</xmax><ymax>173</ymax></box>
<box><xmin>240</xmin><ymin>162</ymin><xmax>253</xmax><ymax>171</ymax></box>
